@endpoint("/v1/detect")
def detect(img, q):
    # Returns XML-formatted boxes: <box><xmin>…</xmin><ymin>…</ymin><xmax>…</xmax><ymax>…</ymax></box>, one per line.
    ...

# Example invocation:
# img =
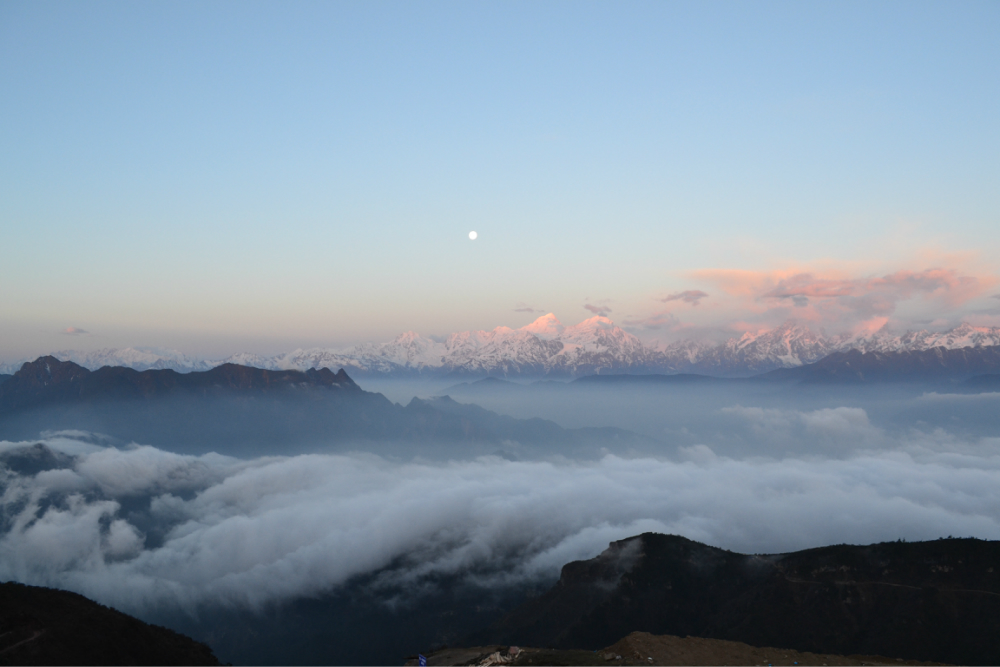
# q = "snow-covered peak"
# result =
<box><xmin>9</xmin><ymin>317</ymin><xmax>1000</xmax><ymax>380</ymax></box>
<box><xmin>561</xmin><ymin>316</ymin><xmax>616</xmax><ymax>341</ymax></box>
<box><xmin>52</xmin><ymin>347</ymin><xmax>213</xmax><ymax>372</ymax></box>
<box><xmin>519</xmin><ymin>313</ymin><xmax>564</xmax><ymax>339</ymax></box>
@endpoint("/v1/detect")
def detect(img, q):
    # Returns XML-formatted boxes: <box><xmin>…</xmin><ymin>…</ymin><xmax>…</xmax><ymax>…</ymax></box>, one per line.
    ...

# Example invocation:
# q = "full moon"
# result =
<box><xmin>468</xmin><ymin>231</ymin><xmax>478</xmax><ymax>240</ymax></box>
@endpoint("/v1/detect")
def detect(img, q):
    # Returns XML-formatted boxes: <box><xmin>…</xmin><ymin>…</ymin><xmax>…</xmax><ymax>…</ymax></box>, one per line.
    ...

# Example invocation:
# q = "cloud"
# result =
<box><xmin>760</xmin><ymin>269</ymin><xmax>985</xmax><ymax>310</ymax></box>
<box><xmin>514</xmin><ymin>302</ymin><xmax>541</xmax><ymax>313</ymax></box>
<box><xmin>584</xmin><ymin>304</ymin><xmax>612</xmax><ymax>316</ymax></box>
<box><xmin>622</xmin><ymin>311</ymin><xmax>679</xmax><ymax>331</ymax></box>
<box><xmin>658</xmin><ymin>290</ymin><xmax>709</xmax><ymax>306</ymax></box>
<box><xmin>61</xmin><ymin>327</ymin><xmax>89</xmax><ymax>335</ymax></box>
<box><xmin>1</xmin><ymin>425</ymin><xmax>1000</xmax><ymax>617</ymax></box>
<box><xmin>993</xmin><ymin>294</ymin><xmax>1000</xmax><ymax>300</ymax></box>
<box><xmin>680</xmin><ymin>266</ymin><xmax>997</xmax><ymax>333</ymax></box>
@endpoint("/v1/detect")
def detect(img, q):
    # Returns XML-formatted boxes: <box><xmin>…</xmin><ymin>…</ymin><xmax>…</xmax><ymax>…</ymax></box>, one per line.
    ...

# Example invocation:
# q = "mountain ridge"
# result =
<box><xmin>475</xmin><ymin>532</ymin><xmax>1000</xmax><ymax>665</ymax></box>
<box><xmin>6</xmin><ymin>316</ymin><xmax>1000</xmax><ymax>379</ymax></box>
<box><xmin>0</xmin><ymin>357</ymin><xmax>647</xmax><ymax>456</ymax></box>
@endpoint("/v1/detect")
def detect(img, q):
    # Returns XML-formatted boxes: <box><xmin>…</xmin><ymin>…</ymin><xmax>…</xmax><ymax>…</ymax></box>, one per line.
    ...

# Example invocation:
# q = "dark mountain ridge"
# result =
<box><xmin>444</xmin><ymin>345</ymin><xmax>1000</xmax><ymax>390</ymax></box>
<box><xmin>760</xmin><ymin>345</ymin><xmax>1000</xmax><ymax>384</ymax></box>
<box><xmin>572</xmin><ymin>373</ymin><xmax>725</xmax><ymax>386</ymax></box>
<box><xmin>0</xmin><ymin>356</ymin><xmax>359</xmax><ymax>413</ymax></box>
<box><xmin>0</xmin><ymin>581</ymin><xmax>219</xmax><ymax>665</ymax></box>
<box><xmin>0</xmin><ymin>357</ymin><xmax>645</xmax><ymax>457</ymax></box>
<box><xmin>478</xmin><ymin>532</ymin><xmax>1000</xmax><ymax>665</ymax></box>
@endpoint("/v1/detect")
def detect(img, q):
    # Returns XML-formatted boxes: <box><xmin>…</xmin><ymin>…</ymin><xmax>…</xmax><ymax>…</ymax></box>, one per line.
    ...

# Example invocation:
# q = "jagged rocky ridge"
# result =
<box><xmin>6</xmin><ymin>316</ymin><xmax>1000</xmax><ymax>378</ymax></box>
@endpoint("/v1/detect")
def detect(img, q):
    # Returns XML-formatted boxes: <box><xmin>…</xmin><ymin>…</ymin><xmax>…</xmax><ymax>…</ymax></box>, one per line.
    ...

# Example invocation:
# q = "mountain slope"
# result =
<box><xmin>0</xmin><ymin>581</ymin><xmax>219</xmax><ymax>665</ymax></box>
<box><xmin>0</xmin><ymin>357</ymin><xmax>643</xmax><ymax>457</ymax></box>
<box><xmin>760</xmin><ymin>345</ymin><xmax>1000</xmax><ymax>383</ymax></box>
<box><xmin>478</xmin><ymin>533</ymin><xmax>1000</xmax><ymax>665</ymax></box>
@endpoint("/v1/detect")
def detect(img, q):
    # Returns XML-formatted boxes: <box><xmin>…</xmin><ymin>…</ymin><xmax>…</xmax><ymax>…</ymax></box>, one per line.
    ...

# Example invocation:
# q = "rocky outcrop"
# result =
<box><xmin>480</xmin><ymin>533</ymin><xmax>1000</xmax><ymax>665</ymax></box>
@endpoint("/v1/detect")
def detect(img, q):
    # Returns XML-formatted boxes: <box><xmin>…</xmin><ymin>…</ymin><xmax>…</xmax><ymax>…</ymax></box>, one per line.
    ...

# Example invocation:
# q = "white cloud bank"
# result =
<box><xmin>1</xmin><ymin>420</ymin><xmax>999</xmax><ymax>617</ymax></box>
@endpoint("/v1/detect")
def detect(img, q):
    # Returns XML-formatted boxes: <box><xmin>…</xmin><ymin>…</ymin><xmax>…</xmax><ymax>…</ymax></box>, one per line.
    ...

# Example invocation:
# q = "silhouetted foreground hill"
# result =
<box><xmin>0</xmin><ymin>357</ymin><xmax>644</xmax><ymax>456</ymax></box>
<box><xmin>761</xmin><ymin>345</ymin><xmax>1000</xmax><ymax>384</ymax></box>
<box><xmin>478</xmin><ymin>533</ymin><xmax>1000</xmax><ymax>665</ymax></box>
<box><xmin>409</xmin><ymin>632</ymin><xmax>945</xmax><ymax>666</ymax></box>
<box><xmin>0</xmin><ymin>581</ymin><xmax>219</xmax><ymax>665</ymax></box>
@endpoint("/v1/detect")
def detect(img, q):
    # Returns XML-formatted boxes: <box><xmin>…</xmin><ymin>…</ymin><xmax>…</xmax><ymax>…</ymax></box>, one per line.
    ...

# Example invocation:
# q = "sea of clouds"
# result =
<box><xmin>2</xmin><ymin>404</ymin><xmax>1000</xmax><ymax>618</ymax></box>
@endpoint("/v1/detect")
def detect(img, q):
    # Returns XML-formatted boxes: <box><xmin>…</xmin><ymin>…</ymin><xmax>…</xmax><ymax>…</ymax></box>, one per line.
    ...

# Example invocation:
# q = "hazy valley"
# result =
<box><xmin>2</xmin><ymin>342</ymin><xmax>1000</xmax><ymax>663</ymax></box>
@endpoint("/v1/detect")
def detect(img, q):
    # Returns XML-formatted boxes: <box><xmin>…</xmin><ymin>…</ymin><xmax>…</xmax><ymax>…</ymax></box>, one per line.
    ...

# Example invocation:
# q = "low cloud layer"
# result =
<box><xmin>2</xmin><ymin>418</ymin><xmax>999</xmax><ymax>618</ymax></box>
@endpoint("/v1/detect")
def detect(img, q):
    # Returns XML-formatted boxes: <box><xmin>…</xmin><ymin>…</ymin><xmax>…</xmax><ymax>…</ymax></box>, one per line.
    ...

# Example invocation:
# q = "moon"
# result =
<box><xmin>469</xmin><ymin>231</ymin><xmax>478</xmax><ymax>240</ymax></box>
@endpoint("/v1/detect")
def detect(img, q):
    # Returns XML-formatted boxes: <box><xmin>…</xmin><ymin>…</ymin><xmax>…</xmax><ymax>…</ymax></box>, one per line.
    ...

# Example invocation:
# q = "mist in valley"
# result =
<box><xmin>2</xmin><ymin>378</ymin><xmax>999</xmax><ymax>662</ymax></box>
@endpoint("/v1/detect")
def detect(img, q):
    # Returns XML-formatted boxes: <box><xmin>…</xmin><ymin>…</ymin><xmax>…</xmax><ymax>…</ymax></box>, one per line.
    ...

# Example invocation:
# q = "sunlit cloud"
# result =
<box><xmin>60</xmin><ymin>327</ymin><xmax>89</xmax><ymax>335</ymax></box>
<box><xmin>669</xmin><ymin>266</ymin><xmax>999</xmax><ymax>335</ymax></box>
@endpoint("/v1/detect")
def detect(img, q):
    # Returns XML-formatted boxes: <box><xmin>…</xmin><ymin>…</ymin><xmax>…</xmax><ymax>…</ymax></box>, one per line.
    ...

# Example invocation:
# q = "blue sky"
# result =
<box><xmin>2</xmin><ymin>1</ymin><xmax>998</xmax><ymax>358</ymax></box>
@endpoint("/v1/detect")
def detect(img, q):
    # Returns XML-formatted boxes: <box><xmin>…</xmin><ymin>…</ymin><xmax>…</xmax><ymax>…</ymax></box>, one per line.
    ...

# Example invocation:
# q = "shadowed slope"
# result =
<box><xmin>0</xmin><ymin>582</ymin><xmax>219</xmax><ymax>666</ymax></box>
<box><xmin>479</xmin><ymin>533</ymin><xmax>1000</xmax><ymax>665</ymax></box>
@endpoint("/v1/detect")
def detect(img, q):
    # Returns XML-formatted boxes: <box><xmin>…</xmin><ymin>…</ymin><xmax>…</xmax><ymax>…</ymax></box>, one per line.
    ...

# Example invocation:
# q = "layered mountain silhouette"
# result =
<box><xmin>0</xmin><ymin>357</ymin><xmax>644</xmax><ymax>456</ymax></box>
<box><xmin>0</xmin><ymin>581</ymin><xmax>219</xmax><ymax>665</ymax></box>
<box><xmin>761</xmin><ymin>345</ymin><xmax>1000</xmax><ymax>384</ymax></box>
<box><xmin>476</xmin><ymin>533</ymin><xmax>1000</xmax><ymax>665</ymax></box>
<box><xmin>0</xmin><ymin>356</ymin><xmax>360</xmax><ymax>412</ymax></box>
<box><xmin>7</xmin><ymin>317</ymin><xmax>1000</xmax><ymax>378</ymax></box>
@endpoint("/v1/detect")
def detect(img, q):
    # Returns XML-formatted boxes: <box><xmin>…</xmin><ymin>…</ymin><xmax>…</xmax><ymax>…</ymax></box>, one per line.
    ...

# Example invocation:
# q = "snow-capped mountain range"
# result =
<box><xmin>4</xmin><ymin>315</ymin><xmax>1000</xmax><ymax>378</ymax></box>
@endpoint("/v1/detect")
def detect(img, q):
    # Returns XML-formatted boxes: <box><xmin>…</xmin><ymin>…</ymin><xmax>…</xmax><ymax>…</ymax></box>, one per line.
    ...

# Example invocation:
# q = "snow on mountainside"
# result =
<box><xmin>5</xmin><ymin>317</ymin><xmax>1000</xmax><ymax>378</ymax></box>
<box><xmin>58</xmin><ymin>348</ymin><xmax>214</xmax><ymax>372</ymax></box>
<box><xmin>671</xmin><ymin>321</ymin><xmax>835</xmax><ymax>375</ymax></box>
<box><xmin>0</xmin><ymin>347</ymin><xmax>214</xmax><ymax>376</ymax></box>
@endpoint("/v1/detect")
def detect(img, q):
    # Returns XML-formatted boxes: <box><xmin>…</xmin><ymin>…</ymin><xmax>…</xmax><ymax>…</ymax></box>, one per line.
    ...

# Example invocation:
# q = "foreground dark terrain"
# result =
<box><xmin>2</xmin><ymin>531</ymin><xmax>998</xmax><ymax>664</ymax></box>
<box><xmin>409</xmin><ymin>632</ymin><xmax>946</xmax><ymax>666</ymax></box>
<box><xmin>0</xmin><ymin>582</ymin><xmax>219</xmax><ymax>665</ymax></box>
<box><xmin>476</xmin><ymin>534</ymin><xmax>1000</xmax><ymax>666</ymax></box>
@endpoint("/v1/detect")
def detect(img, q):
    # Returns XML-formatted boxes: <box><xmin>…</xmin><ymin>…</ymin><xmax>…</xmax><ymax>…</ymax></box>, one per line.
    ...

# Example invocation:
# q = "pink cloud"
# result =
<box><xmin>761</xmin><ymin>269</ymin><xmax>986</xmax><ymax>311</ymax></box>
<box><xmin>61</xmin><ymin>327</ymin><xmax>89</xmax><ymax>335</ymax></box>
<box><xmin>659</xmin><ymin>290</ymin><xmax>710</xmax><ymax>306</ymax></box>
<box><xmin>663</xmin><ymin>265</ymin><xmax>1000</xmax><ymax>337</ymax></box>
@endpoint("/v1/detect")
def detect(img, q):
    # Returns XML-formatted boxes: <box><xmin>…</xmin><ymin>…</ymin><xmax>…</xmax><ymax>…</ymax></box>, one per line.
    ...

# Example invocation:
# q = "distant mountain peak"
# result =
<box><xmin>8</xmin><ymin>319</ymin><xmax>1000</xmax><ymax>380</ymax></box>
<box><xmin>520</xmin><ymin>313</ymin><xmax>564</xmax><ymax>339</ymax></box>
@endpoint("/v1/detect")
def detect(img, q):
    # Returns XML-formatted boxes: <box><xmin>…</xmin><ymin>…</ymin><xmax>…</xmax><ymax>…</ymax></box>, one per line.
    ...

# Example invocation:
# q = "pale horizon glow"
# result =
<box><xmin>2</xmin><ymin>1</ymin><xmax>999</xmax><ymax>360</ymax></box>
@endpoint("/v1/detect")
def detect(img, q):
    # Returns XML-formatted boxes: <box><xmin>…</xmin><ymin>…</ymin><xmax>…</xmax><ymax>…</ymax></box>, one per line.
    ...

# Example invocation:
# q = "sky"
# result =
<box><xmin>2</xmin><ymin>0</ymin><xmax>999</xmax><ymax>358</ymax></box>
